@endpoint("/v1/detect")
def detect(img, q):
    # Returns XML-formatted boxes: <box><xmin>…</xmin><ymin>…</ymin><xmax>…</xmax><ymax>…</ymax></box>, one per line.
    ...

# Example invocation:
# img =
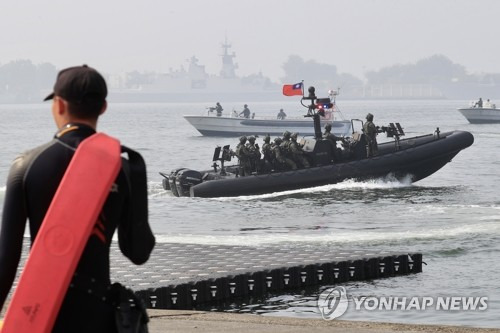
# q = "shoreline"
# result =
<box><xmin>147</xmin><ymin>310</ymin><xmax>500</xmax><ymax>333</ymax></box>
<box><xmin>2</xmin><ymin>307</ymin><xmax>498</xmax><ymax>332</ymax></box>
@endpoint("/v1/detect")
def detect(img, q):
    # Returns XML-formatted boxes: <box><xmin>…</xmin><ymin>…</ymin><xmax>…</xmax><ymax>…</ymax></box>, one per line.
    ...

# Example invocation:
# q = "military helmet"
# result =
<box><xmin>283</xmin><ymin>130</ymin><xmax>291</xmax><ymax>139</ymax></box>
<box><xmin>324</xmin><ymin>123</ymin><xmax>332</xmax><ymax>131</ymax></box>
<box><xmin>263</xmin><ymin>135</ymin><xmax>270</xmax><ymax>143</ymax></box>
<box><xmin>366</xmin><ymin>113</ymin><xmax>374</xmax><ymax>121</ymax></box>
<box><xmin>274</xmin><ymin>137</ymin><xmax>282</xmax><ymax>144</ymax></box>
<box><xmin>291</xmin><ymin>132</ymin><xmax>298</xmax><ymax>140</ymax></box>
<box><xmin>248</xmin><ymin>136</ymin><xmax>256</xmax><ymax>143</ymax></box>
<box><xmin>239</xmin><ymin>135</ymin><xmax>247</xmax><ymax>143</ymax></box>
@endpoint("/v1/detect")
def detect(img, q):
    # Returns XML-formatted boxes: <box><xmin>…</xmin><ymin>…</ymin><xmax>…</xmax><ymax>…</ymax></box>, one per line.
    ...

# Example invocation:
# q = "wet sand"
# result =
<box><xmin>147</xmin><ymin>310</ymin><xmax>500</xmax><ymax>333</ymax></box>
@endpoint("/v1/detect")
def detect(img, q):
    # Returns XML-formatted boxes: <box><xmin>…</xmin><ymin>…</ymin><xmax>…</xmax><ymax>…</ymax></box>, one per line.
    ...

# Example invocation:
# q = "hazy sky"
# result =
<box><xmin>1</xmin><ymin>0</ymin><xmax>499</xmax><ymax>81</ymax></box>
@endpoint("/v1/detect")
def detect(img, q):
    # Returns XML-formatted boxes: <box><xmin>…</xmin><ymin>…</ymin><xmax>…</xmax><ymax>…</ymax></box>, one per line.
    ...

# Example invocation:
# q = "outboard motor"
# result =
<box><xmin>167</xmin><ymin>168</ymin><xmax>188</xmax><ymax>197</ymax></box>
<box><xmin>159</xmin><ymin>172</ymin><xmax>171</xmax><ymax>191</ymax></box>
<box><xmin>175</xmin><ymin>169</ymin><xmax>203</xmax><ymax>197</ymax></box>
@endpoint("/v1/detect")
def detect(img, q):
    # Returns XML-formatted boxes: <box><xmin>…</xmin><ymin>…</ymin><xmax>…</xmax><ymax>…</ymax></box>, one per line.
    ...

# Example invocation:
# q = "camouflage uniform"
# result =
<box><xmin>323</xmin><ymin>123</ymin><xmax>338</xmax><ymax>143</ymax></box>
<box><xmin>272</xmin><ymin>137</ymin><xmax>297</xmax><ymax>170</ymax></box>
<box><xmin>290</xmin><ymin>133</ymin><xmax>310</xmax><ymax>168</ymax></box>
<box><xmin>260</xmin><ymin>135</ymin><xmax>273</xmax><ymax>172</ymax></box>
<box><xmin>323</xmin><ymin>123</ymin><xmax>341</xmax><ymax>161</ymax></box>
<box><xmin>362</xmin><ymin>113</ymin><xmax>378</xmax><ymax>157</ymax></box>
<box><xmin>280</xmin><ymin>131</ymin><xmax>294</xmax><ymax>159</ymax></box>
<box><xmin>245</xmin><ymin>136</ymin><xmax>261</xmax><ymax>173</ymax></box>
<box><xmin>235</xmin><ymin>136</ymin><xmax>251</xmax><ymax>176</ymax></box>
<box><xmin>261</xmin><ymin>135</ymin><xmax>272</xmax><ymax>163</ymax></box>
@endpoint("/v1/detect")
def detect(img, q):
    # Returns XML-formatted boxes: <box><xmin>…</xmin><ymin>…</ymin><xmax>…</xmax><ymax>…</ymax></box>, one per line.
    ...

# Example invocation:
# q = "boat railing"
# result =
<box><xmin>330</xmin><ymin>104</ymin><xmax>346</xmax><ymax>121</ymax></box>
<box><xmin>201</xmin><ymin>108</ymin><xmax>346</xmax><ymax>122</ymax></box>
<box><xmin>468</xmin><ymin>100</ymin><xmax>497</xmax><ymax>109</ymax></box>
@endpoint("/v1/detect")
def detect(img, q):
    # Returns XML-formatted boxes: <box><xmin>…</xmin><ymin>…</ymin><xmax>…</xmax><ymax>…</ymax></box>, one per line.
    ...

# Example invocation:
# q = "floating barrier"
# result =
<box><xmin>108</xmin><ymin>243</ymin><xmax>423</xmax><ymax>310</ymax></box>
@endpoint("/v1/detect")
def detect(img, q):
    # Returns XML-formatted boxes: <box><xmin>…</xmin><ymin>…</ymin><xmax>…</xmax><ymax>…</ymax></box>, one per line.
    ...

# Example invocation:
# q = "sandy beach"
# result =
<box><xmin>147</xmin><ymin>310</ymin><xmax>500</xmax><ymax>333</ymax></box>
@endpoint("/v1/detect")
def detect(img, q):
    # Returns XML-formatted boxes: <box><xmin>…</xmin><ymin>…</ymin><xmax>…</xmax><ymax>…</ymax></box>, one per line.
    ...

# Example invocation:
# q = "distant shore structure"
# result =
<box><xmin>2</xmin><ymin>40</ymin><xmax>500</xmax><ymax>103</ymax></box>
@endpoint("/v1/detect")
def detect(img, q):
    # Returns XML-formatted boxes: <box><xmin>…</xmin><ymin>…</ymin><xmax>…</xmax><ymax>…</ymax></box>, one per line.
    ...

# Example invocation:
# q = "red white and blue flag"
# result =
<box><xmin>282</xmin><ymin>82</ymin><xmax>303</xmax><ymax>96</ymax></box>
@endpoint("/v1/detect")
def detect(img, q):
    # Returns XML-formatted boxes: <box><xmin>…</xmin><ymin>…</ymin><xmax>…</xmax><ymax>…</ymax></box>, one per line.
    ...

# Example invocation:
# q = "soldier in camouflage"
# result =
<box><xmin>323</xmin><ymin>123</ymin><xmax>339</xmax><ymax>143</ymax></box>
<box><xmin>272</xmin><ymin>137</ymin><xmax>297</xmax><ymax>171</ymax></box>
<box><xmin>290</xmin><ymin>132</ymin><xmax>310</xmax><ymax>168</ymax></box>
<box><xmin>280</xmin><ymin>130</ymin><xmax>294</xmax><ymax>161</ymax></box>
<box><xmin>261</xmin><ymin>135</ymin><xmax>273</xmax><ymax>171</ymax></box>
<box><xmin>362</xmin><ymin>113</ymin><xmax>378</xmax><ymax>157</ymax></box>
<box><xmin>239</xmin><ymin>104</ymin><xmax>251</xmax><ymax>118</ymax></box>
<box><xmin>235</xmin><ymin>136</ymin><xmax>251</xmax><ymax>176</ymax></box>
<box><xmin>246</xmin><ymin>136</ymin><xmax>261</xmax><ymax>173</ymax></box>
<box><xmin>323</xmin><ymin>123</ymin><xmax>342</xmax><ymax>161</ymax></box>
<box><xmin>215</xmin><ymin>102</ymin><xmax>223</xmax><ymax>117</ymax></box>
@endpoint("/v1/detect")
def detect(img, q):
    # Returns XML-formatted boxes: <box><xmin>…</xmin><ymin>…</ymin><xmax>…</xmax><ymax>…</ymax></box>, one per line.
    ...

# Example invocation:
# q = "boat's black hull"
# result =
<box><xmin>188</xmin><ymin>130</ymin><xmax>473</xmax><ymax>197</ymax></box>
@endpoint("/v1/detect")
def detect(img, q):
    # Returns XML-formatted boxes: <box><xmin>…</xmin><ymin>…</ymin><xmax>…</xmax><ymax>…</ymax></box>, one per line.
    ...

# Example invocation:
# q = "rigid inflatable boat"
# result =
<box><xmin>161</xmin><ymin>88</ymin><xmax>474</xmax><ymax>198</ymax></box>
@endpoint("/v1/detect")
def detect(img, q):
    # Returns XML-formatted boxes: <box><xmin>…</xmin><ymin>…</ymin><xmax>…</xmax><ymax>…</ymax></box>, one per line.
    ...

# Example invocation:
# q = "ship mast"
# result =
<box><xmin>220</xmin><ymin>37</ymin><xmax>238</xmax><ymax>79</ymax></box>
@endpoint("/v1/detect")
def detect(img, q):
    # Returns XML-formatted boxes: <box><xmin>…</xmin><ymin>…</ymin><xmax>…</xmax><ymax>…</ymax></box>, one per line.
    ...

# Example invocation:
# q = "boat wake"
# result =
<box><xmin>216</xmin><ymin>174</ymin><xmax>414</xmax><ymax>201</ymax></box>
<box><xmin>155</xmin><ymin>221</ymin><xmax>500</xmax><ymax>247</ymax></box>
<box><xmin>148</xmin><ymin>181</ymin><xmax>171</xmax><ymax>198</ymax></box>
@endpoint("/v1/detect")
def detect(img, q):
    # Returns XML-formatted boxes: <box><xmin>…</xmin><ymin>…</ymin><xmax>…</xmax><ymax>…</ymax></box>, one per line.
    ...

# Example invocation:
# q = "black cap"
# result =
<box><xmin>44</xmin><ymin>65</ymin><xmax>107</xmax><ymax>103</ymax></box>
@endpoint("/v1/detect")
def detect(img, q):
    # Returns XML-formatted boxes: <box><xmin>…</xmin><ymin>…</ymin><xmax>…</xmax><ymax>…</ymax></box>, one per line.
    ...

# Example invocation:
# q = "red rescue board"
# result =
<box><xmin>2</xmin><ymin>133</ymin><xmax>121</xmax><ymax>333</ymax></box>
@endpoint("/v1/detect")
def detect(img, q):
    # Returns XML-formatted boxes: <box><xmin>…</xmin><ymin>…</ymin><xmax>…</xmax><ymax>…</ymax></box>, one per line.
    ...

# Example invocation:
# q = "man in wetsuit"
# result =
<box><xmin>0</xmin><ymin>65</ymin><xmax>155</xmax><ymax>332</ymax></box>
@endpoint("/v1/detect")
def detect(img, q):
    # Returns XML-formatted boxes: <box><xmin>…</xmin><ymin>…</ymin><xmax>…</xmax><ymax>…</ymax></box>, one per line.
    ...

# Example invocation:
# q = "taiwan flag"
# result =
<box><xmin>282</xmin><ymin>82</ymin><xmax>303</xmax><ymax>96</ymax></box>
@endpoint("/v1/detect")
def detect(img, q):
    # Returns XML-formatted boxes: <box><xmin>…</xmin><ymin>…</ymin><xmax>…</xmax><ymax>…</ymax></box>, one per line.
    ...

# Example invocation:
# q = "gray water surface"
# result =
<box><xmin>0</xmin><ymin>99</ymin><xmax>498</xmax><ymax>328</ymax></box>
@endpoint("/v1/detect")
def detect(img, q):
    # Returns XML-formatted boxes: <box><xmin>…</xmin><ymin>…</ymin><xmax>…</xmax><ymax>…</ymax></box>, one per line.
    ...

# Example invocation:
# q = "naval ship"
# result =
<box><xmin>108</xmin><ymin>39</ymin><xmax>280</xmax><ymax>103</ymax></box>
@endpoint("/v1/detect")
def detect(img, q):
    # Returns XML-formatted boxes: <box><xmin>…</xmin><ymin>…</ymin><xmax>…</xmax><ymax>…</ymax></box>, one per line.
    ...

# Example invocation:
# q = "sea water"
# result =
<box><xmin>0</xmin><ymin>99</ymin><xmax>498</xmax><ymax>328</ymax></box>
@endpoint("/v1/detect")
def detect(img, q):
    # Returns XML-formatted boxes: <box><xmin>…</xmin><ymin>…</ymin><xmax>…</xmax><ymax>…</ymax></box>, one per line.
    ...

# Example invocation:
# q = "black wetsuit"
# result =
<box><xmin>0</xmin><ymin>124</ymin><xmax>155</xmax><ymax>332</ymax></box>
